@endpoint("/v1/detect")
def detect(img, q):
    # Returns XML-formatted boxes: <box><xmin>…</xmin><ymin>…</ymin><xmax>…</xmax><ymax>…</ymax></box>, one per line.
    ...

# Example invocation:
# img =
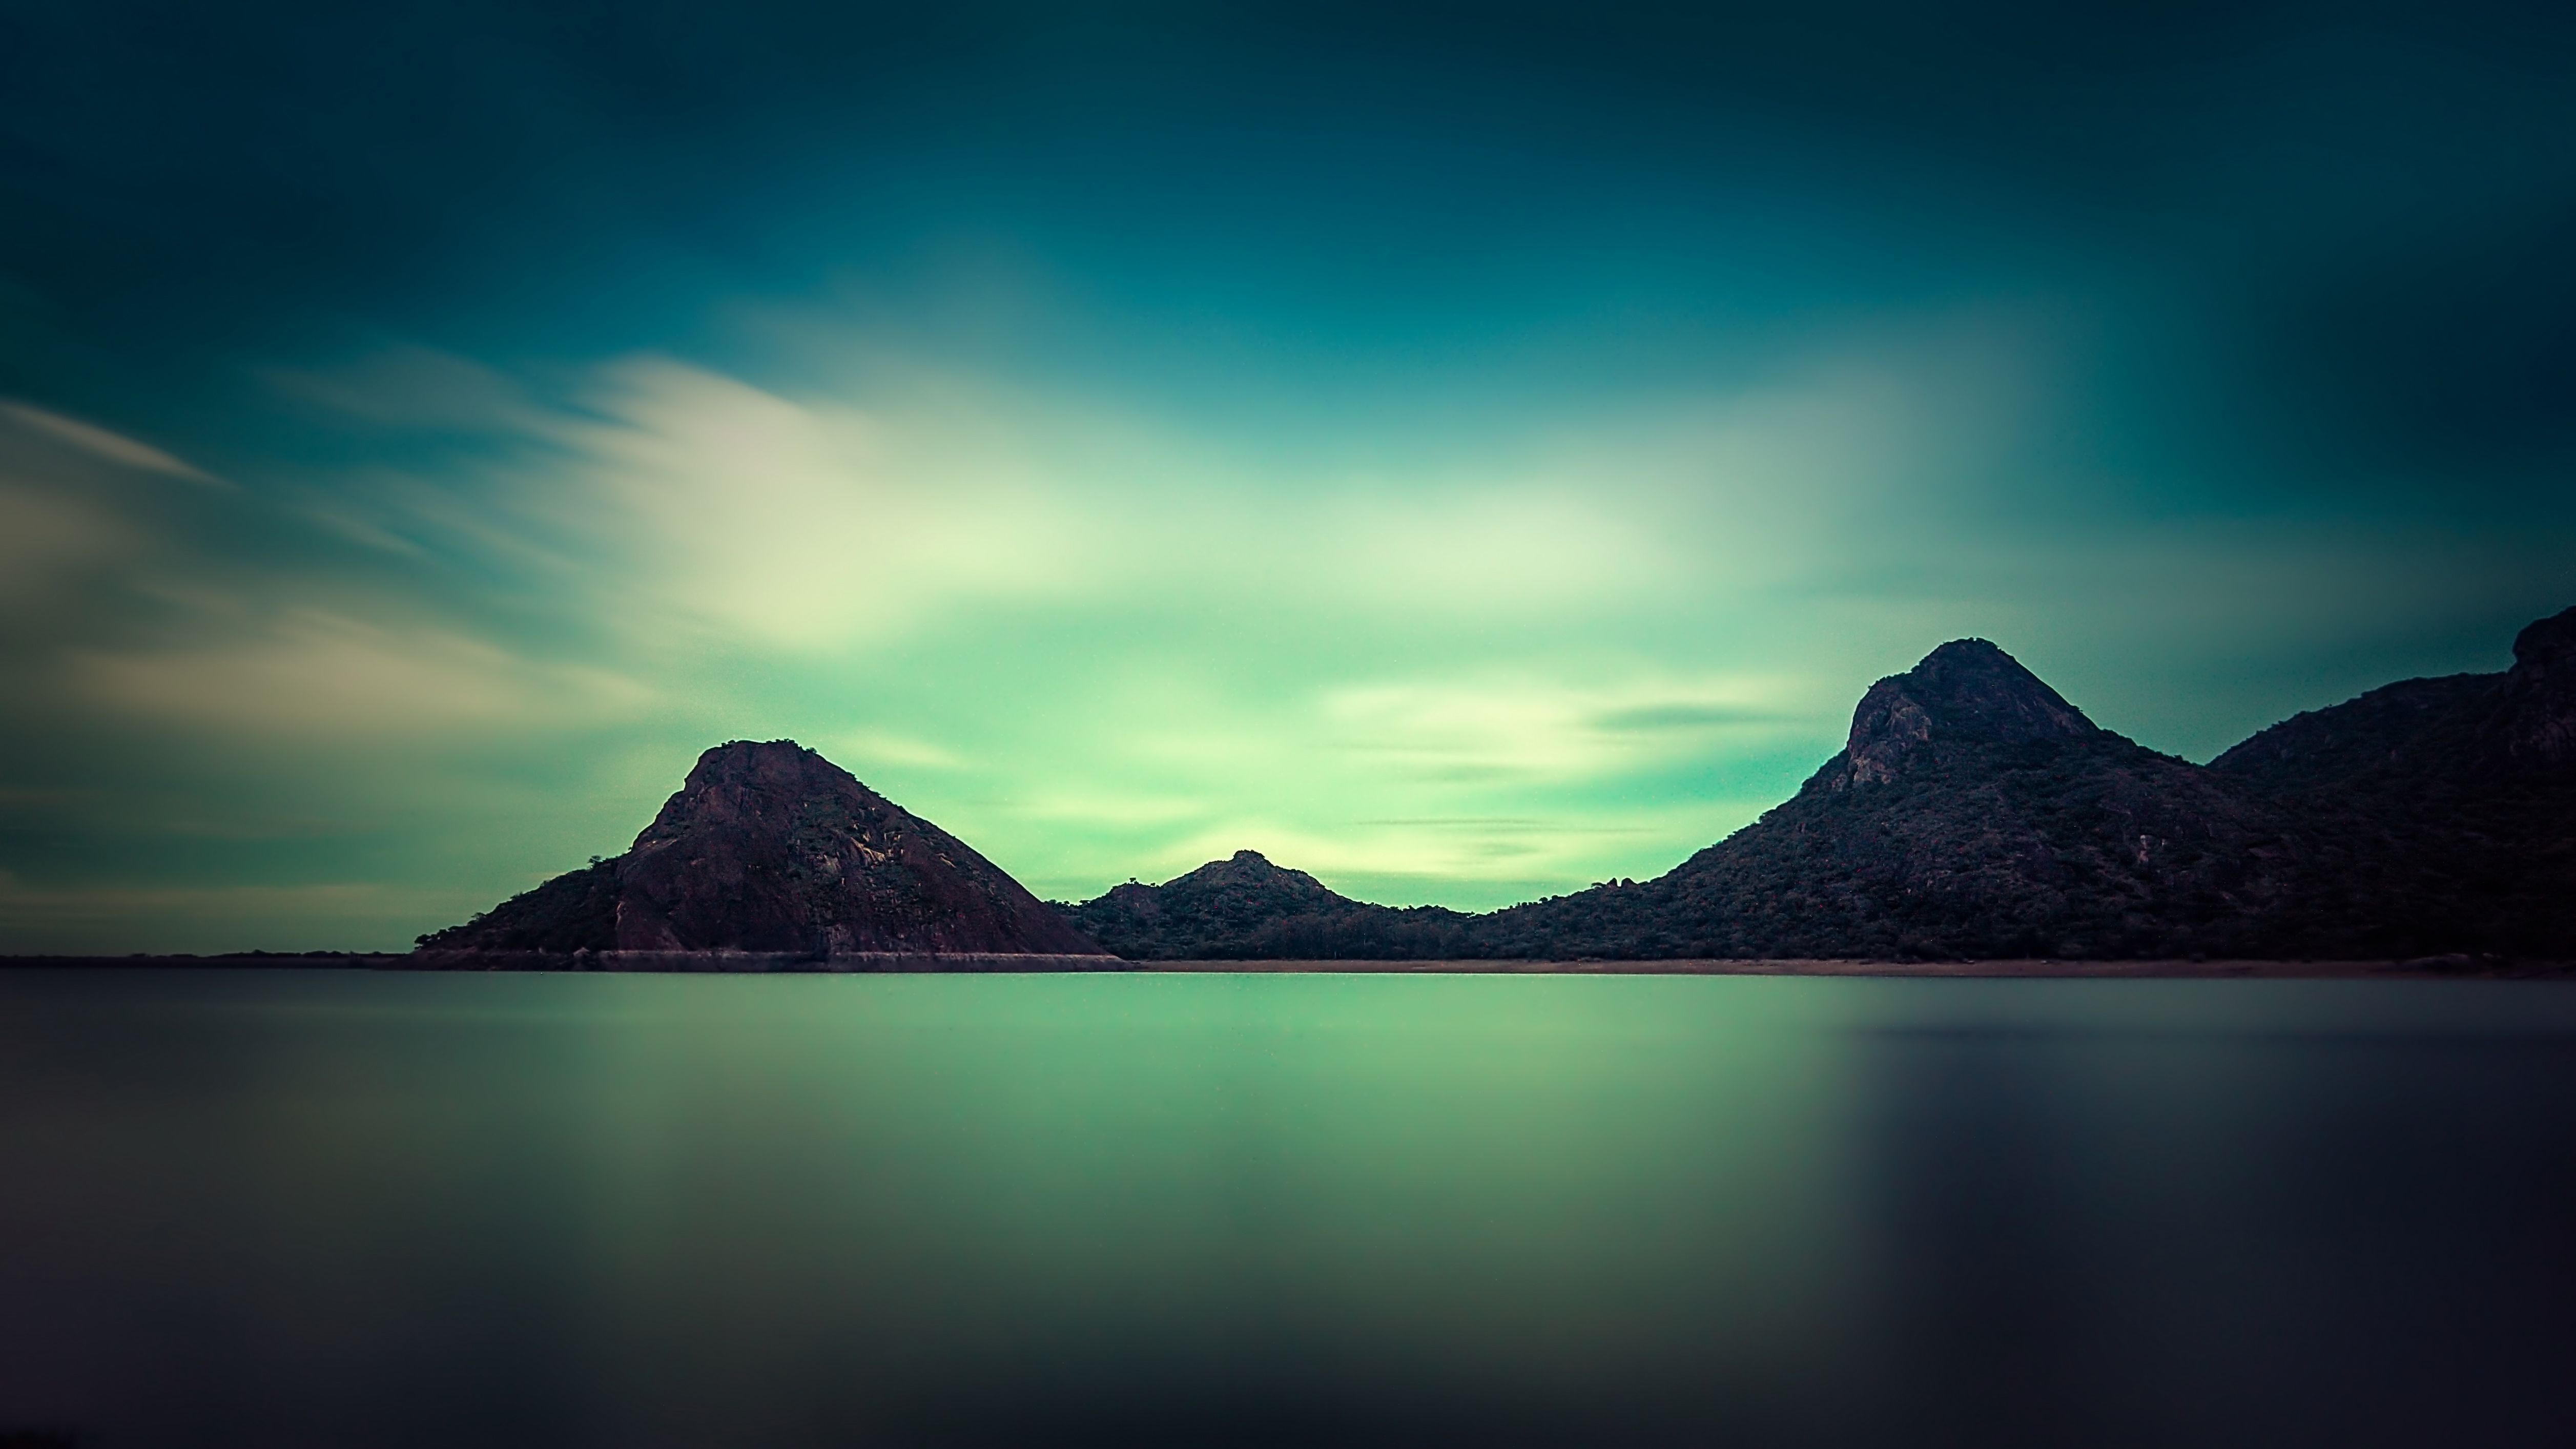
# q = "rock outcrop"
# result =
<box><xmin>2498</xmin><ymin>605</ymin><xmax>2576</xmax><ymax>763</ymax></box>
<box><xmin>420</xmin><ymin>741</ymin><xmax>1107</xmax><ymax>959</ymax></box>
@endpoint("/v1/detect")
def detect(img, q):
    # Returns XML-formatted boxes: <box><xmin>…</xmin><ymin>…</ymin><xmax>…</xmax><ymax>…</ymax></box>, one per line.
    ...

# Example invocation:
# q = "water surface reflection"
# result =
<box><xmin>0</xmin><ymin>973</ymin><xmax>2568</xmax><ymax>1446</ymax></box>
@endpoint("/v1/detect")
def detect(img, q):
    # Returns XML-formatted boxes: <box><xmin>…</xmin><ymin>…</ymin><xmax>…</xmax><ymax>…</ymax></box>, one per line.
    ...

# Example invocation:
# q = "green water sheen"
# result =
<box><xmin>3</xmin><ymin>971</ymin><xmax>2572</xmax><ymax>1447</ymax></box>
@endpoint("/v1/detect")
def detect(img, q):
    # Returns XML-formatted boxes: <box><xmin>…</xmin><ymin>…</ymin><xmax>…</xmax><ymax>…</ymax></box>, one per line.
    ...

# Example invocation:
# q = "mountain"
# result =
<box><xmin>2211</xmin><ymin>605</ymin><xmax>2576</xmax><ymax>954</ymax></box>
<box><xmin>1065</xmin><ymin>850</ymin><xmax>1473</xmax><ymax>959</ymax></box>
<box><xmin>429</xmin><ymin>611</ymin><xmax>2574</xmax><ymax>964</ymax></box>
<box><xmin>1075</xmin><ymin>608</ymin><xmax>2575</xmax><ymax>961</ymax></box>
<box><xmin>420</xmin><ymin>740</ymin><xmax>1106</xmax><ymax>957</ymax></box>
<box><xmin>1469</xmin><ymin>639</ymin><xmax>2328</xmax><ymax>960</ymax></box>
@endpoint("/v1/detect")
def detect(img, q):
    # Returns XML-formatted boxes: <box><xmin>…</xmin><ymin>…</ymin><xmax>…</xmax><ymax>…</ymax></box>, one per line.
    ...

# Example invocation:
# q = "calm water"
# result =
<box><xmin>2</xmin><ymin>971</ymin><xmax>2571</xmax><ymax>1448</ymax></box>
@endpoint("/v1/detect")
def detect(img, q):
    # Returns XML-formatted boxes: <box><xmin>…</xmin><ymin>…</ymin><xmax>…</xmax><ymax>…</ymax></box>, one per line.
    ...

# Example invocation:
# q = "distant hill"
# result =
<box><xmin>1066</xmin><ymin>850</ymin><xmax>1476</xmax><ymax>960</ymax></box>
<box><xmin>1073</xmin><ymin>607</ymin><xmax>2576</xmax><ymax>961</ymax></box>
<box><xmin>420</xmin><ymin>740</ymin><xmax>1106</xmax><ymax>957</ymax></box>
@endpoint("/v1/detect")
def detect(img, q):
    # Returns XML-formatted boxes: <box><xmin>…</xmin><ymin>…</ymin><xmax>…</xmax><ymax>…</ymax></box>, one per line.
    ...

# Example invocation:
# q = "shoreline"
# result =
<box><xmin>2</xmin><ymin>953</ymin><xmax>2568</xmax><ymax>978</ymax></box>
<box><xmin>1132</xmin><ymin>956</ymin><xmax>2574</xmax><ymax>979</ymax></box>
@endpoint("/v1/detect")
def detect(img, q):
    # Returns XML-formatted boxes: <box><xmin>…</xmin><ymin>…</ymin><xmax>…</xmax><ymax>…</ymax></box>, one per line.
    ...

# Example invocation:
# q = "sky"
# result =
<box><xmin>3</xmin><ymin>1</ymin><xmax>2572</xmax><ymax>951</ymax></box>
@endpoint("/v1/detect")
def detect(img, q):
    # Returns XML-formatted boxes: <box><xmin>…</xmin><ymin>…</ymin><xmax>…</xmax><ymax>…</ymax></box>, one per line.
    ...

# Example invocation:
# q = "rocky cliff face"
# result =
<box><xmin>420</xmin><ymin>741</ymin><xmax>1106</xmax><ymax>957</ymax></box>
<box><xmin>2498</xmin><ymin>605</ymin><xmax>2576</xmax><ymax>763</ymax></box>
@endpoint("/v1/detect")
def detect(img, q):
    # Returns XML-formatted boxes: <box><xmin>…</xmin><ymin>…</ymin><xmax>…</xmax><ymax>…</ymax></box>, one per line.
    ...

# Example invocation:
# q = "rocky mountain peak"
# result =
<box><xmin>1904</xmin><ymin>639</ymin><xmax>2098</xmax><ymax>739</ymax></box>
<box><xmin>631</xmin><ymin>739</ymin><xmax>848</xmax><ymax>846</ymax></box>
<box><xmin>1063</xmin><ymin>845</ymin><xmax>1377</xmax><ymax>958</ymax></box>
<box><xmin>1840</xmin><ymin>638</ymin><xmax>2099</xmax><ymax>785</ymax></box>
<box><xmin>1167</xmin><ymin>848</ymin><xmax>1340</xmax><ymax>900</ymax></box>
<box><xmin>419</xmin><ymin>739</ymin><xmax>1105</xmax><ymax>957</ymax></box>
<box><xmin>1190</xmin><ymin>848</ymin><xmax>1293</xmax><ymax>880</ymax></box>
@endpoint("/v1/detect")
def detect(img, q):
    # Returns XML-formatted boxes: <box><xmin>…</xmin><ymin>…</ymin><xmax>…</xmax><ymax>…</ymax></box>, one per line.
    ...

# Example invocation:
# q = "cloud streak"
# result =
<box><xmin>0</xmin><ymin>400</ymin><xmax>225</xmax><ymax>486</ymax></box>
<box><xmin>68</xmin><ymin>610</ymin><xmax>651</xmax><ymax>738</ymax></box>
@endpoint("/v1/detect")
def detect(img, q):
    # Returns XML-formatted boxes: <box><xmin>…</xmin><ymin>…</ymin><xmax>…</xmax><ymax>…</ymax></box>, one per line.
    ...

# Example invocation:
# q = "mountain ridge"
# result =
<box><xmin>426</xmin><ymin>606</ymin><xmax>2575</xmax><ymax>964</ymax></box>
<box><xmin>1069</xmin><ymin>607</ymin><xmax>2575</xmax><ymax>961</ymax></box>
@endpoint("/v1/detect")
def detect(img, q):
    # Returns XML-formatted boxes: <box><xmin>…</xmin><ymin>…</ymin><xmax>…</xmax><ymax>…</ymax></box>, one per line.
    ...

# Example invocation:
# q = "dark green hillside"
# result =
<box><xmin>2211</xmin><ymin>673</ymin><xmax>2501</xmax><ymax>795</ymax></box>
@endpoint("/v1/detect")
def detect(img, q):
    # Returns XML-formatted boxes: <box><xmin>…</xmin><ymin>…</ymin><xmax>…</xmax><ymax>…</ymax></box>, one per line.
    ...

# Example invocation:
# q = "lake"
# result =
<box><xmin>3</xmin><ymin>970</ymin><xmax>2571</xmax><ymax>1447</ymax></box>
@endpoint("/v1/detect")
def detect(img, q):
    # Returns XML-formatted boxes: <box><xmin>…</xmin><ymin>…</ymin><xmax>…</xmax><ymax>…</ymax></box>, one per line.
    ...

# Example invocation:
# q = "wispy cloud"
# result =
<box><xmin>260</xmin><ymin>345</ymin><xmax>539</xmax><ymax>433</ymax></box>
<box><xmin>1320</xmin><ymin>673</ymin><xmax>1806</xmax><ymax>782</ymax></box>
<box><xmin>68</xmin><ymin>609</ymin><xmax>651</xmax><ymax>737</ymax></box>
<box><xmin>0</xmin><ymin>399</ymin><xmax>227</xmax><ymax>486</ymax></box>
<box><xmin>527</xmin><ymin>356</ymin><xmax>1105</xmax><ymax>650</ymax></box>
<box><xmin>247</xmin><ymin>315</ymin><xmax>2019</xmax><ymax>676</ymax></box>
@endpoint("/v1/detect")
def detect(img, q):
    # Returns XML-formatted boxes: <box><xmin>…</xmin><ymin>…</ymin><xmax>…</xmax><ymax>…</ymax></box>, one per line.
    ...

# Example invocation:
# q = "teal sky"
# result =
<box><xmin>4</xmin><ymin>2</ymin><xmax>2573</xmax><ymax>950</ymax></box>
